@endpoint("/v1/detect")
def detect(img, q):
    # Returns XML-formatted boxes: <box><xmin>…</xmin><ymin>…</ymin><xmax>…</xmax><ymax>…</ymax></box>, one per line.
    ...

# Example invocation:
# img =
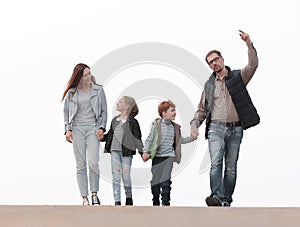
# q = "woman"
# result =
<box><xmin>62</xmin><ymin>63</ymin><xmax>107</xmax><ymax>205</ymax></box>
<box><xmin>102</xmin><ymin>96</ymin><xmax>143</xmax><ymax>206</ymax></box>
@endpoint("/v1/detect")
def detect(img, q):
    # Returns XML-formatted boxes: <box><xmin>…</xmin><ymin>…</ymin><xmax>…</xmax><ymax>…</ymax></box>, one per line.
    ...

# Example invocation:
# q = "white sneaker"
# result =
<box><xmin>82</xmin><ymin>198</ymin><xmax>90</xmax><ymax>206</ymax></box>
<box><xmin>91</xmin><ymin>194</ymin><xmax>101</xmax><ymax>205</ymax></box>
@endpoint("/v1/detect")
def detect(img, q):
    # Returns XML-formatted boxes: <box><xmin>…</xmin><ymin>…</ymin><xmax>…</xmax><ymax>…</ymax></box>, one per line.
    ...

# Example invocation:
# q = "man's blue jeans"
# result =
<box><xmin>207</xmin><ymin>122</ymin><xmax>243</xmax><ymax>204</ymax></box>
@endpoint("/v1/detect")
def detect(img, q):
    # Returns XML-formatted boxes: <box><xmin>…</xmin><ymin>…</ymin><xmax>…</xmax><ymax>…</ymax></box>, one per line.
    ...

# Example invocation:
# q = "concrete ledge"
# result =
<box><xmin>0</xmin><ymin>206</ymin><xmax>299</xmax><ymax>227</ymax></box>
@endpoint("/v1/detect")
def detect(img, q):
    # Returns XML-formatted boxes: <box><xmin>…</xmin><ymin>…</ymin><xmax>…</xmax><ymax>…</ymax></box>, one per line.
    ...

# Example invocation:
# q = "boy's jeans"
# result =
<box><xmin>208</xmin><ymin>122</ymin><xmax>243</xmax><ymax>204</ymax></box>
<box><xmin>151</xmin><ymin>157</ymin><xmax>174</xmax><ymax>205</ymax></box>
<box><xmin>111</xmin><ymin>150</ymin><xmax>133</xmax><ymax>202</ymax></box>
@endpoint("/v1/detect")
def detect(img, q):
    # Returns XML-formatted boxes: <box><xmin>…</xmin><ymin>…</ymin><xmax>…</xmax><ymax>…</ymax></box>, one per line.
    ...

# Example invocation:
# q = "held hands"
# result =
<box><xmin>65</xmin><ymin>131</ymin><xmax>73</xmax><ymax>143</ymax></box>
<box><xmin>96</xmin><ymin>129</ymin><xmax>104</xmax><ymax>140</ymax></box>
<box><xmin>191</xmin><ymin>128</ymin><xmax>199</xmax><ymax>141</ymax></box>
<box><xmin>142</xmin><ymin>153</ymin><xmax>150</xmax><ymax>162</ymax></box>
<box><xmin>239</xmin><ymin>30</ymin><xmax>251</xmax><ymax>45</ymax></box>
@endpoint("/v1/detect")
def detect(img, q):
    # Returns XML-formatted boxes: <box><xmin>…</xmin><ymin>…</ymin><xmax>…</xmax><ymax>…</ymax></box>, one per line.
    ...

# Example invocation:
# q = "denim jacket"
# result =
<box><xmin>63</xmin><ymin>83</ymin><xmax>107</xmax><ymax>132</ymax></box>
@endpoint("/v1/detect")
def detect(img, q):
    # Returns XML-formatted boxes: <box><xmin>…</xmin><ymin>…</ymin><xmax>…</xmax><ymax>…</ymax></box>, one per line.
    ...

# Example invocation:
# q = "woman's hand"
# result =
<box><xmin>96</xmin><ymin>129</ymin><xmax>104</xmax><ymax>140</ymax></box>
<box><xmin>65</xmin><ymin>131</ymin><xmax>73</xmax><ymax>143</ymax></box>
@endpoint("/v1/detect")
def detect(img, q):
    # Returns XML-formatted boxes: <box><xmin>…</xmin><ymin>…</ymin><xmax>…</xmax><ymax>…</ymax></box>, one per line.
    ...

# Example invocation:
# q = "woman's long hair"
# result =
<box><xmin>61</xmin><ymin>63</ymin><xmax>89</xmax><ymax>101</ymax></box>
<box><xmin>123</xmin><ymin>96</ymin><xmax>139</xmax><ymax>117</ymax></box>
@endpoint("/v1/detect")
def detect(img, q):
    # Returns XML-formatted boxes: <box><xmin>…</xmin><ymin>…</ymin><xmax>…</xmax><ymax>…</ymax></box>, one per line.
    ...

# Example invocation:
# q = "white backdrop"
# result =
<box><xmin>0</xmin><ymin>0</ymin><xmax>299</xmax><ymax>207</ymax></box>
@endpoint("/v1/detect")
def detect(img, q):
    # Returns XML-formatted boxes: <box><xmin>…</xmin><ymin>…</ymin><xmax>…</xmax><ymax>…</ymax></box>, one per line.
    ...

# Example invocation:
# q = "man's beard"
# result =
<box><xmin>214</xmin><ymin>65</ymin><xmax>223</xmax><ymax>73</ymax></box>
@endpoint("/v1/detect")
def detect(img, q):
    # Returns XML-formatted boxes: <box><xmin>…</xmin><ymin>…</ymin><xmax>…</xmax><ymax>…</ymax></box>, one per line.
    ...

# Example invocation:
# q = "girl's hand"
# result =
<box><xmin>142</xmin><ymin>153</ymin><xmax>150</xmax><ymax>162</ymax></box>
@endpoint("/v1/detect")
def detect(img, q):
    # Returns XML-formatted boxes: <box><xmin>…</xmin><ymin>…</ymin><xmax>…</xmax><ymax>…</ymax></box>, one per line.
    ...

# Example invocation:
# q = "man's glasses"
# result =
<box><xmin>208</xmin><ymin>56</ymin><xmax>221</xmax><ymax>66</ymax></box>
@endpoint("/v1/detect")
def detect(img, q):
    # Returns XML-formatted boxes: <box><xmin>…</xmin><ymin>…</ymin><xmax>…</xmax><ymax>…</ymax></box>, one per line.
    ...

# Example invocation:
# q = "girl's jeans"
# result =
<box><xmin>111</xmin><ymin>150</ymin><xmax>133</xmax><ymax>202</ymax></box>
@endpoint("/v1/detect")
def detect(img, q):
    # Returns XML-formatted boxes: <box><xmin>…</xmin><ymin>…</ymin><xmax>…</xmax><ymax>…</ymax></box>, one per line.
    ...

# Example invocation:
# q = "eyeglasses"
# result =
<box><xmin>208</xmin><ymin>56</ymin><xmax>221</xmax><ymax>66</ymax></box>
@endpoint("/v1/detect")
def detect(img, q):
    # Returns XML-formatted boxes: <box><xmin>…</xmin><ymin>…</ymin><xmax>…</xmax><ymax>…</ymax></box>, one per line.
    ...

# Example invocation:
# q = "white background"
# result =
<box><xmin>0</xmin><ymin>0</ymin><xmax>299</xmax><ymax>207</ymax></box>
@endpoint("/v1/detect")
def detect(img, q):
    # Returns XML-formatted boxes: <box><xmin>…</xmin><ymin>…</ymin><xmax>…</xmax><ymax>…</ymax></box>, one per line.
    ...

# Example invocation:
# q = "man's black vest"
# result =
<box><xmin>204</xmin><ymin>66</ymin><xmax>260</xmax><ymax>138</ymax></box>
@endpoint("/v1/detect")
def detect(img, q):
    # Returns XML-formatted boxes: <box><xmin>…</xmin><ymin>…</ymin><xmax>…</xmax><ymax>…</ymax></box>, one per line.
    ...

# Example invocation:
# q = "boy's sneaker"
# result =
<box><xmin>91</xmin><ymin>194</ymin><xmax>101</xmax><ymax>205</ymax></box>
<box><xmin>162</xmin><ymin>200</ymin><xmax>170</xmax><ymax>206</ymax></box>
<box><xmin>115</xmin><ymin>201</ymin><xmax>121</xmax><ymax>206</ymax></box>
<box><xmin>82</xmin><ymin>198</ymin><xmax>90</xmax><ymax>206</ymax></box>
<box><xmin>152</xmin><ymin>197</ymin><xmax>160</xmax><ymax>206</ymax></box>
<box><xmin>205</xmin><ymin>196</ymin><xmax>222</xmax><ymax>206</ymax></box>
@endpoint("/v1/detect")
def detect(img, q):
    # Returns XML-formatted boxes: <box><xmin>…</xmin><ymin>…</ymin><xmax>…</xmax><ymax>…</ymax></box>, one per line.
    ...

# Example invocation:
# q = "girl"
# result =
<box><xmin>102</xmin><ymin>96</ymin><xmax>143</xmax><ymax>206</ymax></box>
<box><xmin>62</xmin><ymin>63</ymin><xmax>107</xmax><ymax>205</ymax></box>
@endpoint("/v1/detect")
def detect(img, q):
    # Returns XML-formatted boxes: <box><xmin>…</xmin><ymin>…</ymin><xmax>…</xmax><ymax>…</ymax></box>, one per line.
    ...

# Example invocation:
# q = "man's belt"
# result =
<box><xmin>211</xmin><ymin>120</ymin><xmax>241</xmax><ymax>127</ymax></box>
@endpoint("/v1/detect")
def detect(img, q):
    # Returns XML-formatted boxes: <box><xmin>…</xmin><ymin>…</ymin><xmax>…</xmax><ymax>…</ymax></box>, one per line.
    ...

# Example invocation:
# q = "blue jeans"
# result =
<box><xmin>207</xmin><ymin>122</ymin><xmax>243</xmax><ymax>204</ymax></box>
<box><xmin>111</xmin><ymin>150</ymin><xmax>133</xmax><ymax>202</ymax></box>
<box><xmin>72</xmin><ymin>123</ymin><xmax>100</xmax><ymax>196</ymax></box>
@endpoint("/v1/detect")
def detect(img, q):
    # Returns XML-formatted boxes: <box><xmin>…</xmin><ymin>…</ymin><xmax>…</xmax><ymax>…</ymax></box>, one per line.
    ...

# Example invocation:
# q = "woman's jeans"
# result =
<box><xmin>111</xmin><ymin>150</ymin><xmax>133</xmax><ymax>202</ymax></box>
<box><xmin>72</xmin><ymin>123</ymin><xmax>100</xmax><ymax>196</ymax></box>
<box><xmin>207</xmin><ymin>122</ymin><xmax>243</xmax><ymax>204</ymax></box>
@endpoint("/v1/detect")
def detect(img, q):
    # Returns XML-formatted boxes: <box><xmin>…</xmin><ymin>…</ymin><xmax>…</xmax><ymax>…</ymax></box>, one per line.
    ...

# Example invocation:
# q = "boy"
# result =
<box><xmin>142</xmin><ymin>100</ymin><xmax>196</xmax><ymax>206</ymax></box>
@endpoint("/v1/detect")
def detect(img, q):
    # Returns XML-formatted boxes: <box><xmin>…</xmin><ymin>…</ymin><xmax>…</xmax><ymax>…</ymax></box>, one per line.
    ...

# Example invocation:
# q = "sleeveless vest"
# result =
<box><xmin>204</xmin><ymin>66</ymin><xmax>260</xmax><ymax>138</ymax></box>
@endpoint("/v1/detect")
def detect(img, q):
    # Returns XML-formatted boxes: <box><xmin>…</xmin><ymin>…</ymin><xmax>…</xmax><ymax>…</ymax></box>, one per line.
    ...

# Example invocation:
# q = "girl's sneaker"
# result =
<box><xmin>125</xmin><ymin>197</ymin><xmax>133</xmax><ymax>206</ymax></box>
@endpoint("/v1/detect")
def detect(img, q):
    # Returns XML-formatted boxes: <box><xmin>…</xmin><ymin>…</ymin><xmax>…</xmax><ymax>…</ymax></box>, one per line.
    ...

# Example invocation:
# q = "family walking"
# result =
<box><xmin>62</xmin><ymin>30</ymin><xmax>259</xmax><ymax>207</ymax></box>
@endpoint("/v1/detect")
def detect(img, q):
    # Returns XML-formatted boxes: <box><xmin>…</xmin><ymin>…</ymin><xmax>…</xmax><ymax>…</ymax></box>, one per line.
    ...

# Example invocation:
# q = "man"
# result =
<box><xmin>190</xmin><ymin>30</ymin><xmax>260</xmax><ymax>207</ymax></box>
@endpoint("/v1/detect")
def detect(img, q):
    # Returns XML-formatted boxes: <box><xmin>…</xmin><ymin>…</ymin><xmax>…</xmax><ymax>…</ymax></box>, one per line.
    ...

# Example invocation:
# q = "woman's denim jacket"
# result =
<box><xmin>63</xmin><ymin>83</ymin><xmax>107</xmax><ymax>132</ymax></box>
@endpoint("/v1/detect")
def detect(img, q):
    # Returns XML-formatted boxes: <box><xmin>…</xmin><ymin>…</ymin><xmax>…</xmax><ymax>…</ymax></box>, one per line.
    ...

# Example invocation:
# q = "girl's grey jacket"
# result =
<box><xmin>63</xmin><ymin>83</ymin><xmax>107</xmax><ymax>132</ymax></box>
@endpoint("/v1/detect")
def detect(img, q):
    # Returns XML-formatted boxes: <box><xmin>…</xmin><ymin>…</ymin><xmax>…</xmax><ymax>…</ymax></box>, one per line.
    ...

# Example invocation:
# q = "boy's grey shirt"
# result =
<box><xmin>143</xmin><ymin>119</ymin><xmax>192</xmax><ymax>157</ymax></box>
